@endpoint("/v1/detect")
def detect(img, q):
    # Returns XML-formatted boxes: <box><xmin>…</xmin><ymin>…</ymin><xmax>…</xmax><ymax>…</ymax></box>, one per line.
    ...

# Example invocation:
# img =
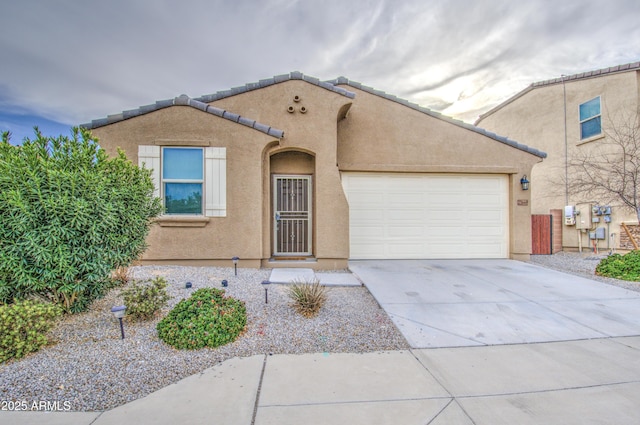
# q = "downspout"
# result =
<box><xmin>561</xmin><ymin>75</ymin><xmax>578</xmax><ymax>251</ymax></box>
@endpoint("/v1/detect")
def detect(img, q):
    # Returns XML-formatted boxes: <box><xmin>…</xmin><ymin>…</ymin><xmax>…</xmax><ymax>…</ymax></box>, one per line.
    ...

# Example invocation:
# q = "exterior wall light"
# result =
<box><xmin>110</xmin><ymin>305</ymin><xmax>126</xmax><ymax>339</ymax></box>
<box><xmin>520</xmin><ymin>175</ymin><xmax>530</xmax><ymax>191</ymax></box>
<box><xmin>232</xmin><ymin>256</ymin><xmax>239</xmax><ymax>276</ymax></box>
<box><xmin>261</xmin><ymin>280</ymin><xmax>271</xmax><ymax>304</ymax></box>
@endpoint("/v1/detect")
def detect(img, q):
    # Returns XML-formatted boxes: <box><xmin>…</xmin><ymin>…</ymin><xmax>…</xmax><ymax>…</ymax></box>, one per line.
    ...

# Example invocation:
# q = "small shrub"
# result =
<box><xmin>112</xmin><ymin>266</ymin><xmax>132</xmax><ymax>286</ymax></box>
<box><xmin>156</xmin><ymin>288</ymin><xmax>246</xmax><ymax>349</ymax></box>
<box><xmin>286</xmin><ymin>278</ymin><xmax>328</xmax><ymax>318</ymax></box>
<box><xmin>596</xmin><ymin>251</ymin><xmax>640</xmax><ymax>281</ymax></box>
<box><xmin>121</xmin><ymin>277</ymin><xmax>170</xmax><ymax>321</ymax></box>
<box><xmin>0</xmin><ymin>300</ymin><xmax>62</xmax><ymax>363</ymax></box>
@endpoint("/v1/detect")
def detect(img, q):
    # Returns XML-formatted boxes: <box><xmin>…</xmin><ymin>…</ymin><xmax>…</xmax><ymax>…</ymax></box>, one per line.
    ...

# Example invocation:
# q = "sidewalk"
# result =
<box><xmin>4</xmin><ymin>337</ymin><xmax>640</xmax><ymax>424</ymax></box>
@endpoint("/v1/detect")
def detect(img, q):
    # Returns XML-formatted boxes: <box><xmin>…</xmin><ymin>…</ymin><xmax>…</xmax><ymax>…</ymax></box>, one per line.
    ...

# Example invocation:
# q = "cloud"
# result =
<box><xmin>0</xmin><ymin>0</ymin><xmax>639</xmax><ymax>129</ymax></box>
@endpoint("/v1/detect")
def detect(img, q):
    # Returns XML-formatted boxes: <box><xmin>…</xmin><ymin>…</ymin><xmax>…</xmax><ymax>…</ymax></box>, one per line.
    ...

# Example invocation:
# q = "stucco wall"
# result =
<box><xmin>336</xmin><ymin>87</ymin><xmax>543</xmax><ymax>260</ymax></box>
<box><xmin>209</xmin><ymin>80</ymin><xmax>353</xmax><ymax>267</ymax></box>
<box><xmin>477</xmin><ymin>71</ymin><xmax>640</xmax><ymax>250</ymax></box>
<box><xmin>91</xmin><ymin>106</ymin><xmax>279</xmax><ymax>266</ymax></box>
<box><xmin>91</xmin><ymin>77</ymin><xmax>545</xmax><ymax>266</ymax></box>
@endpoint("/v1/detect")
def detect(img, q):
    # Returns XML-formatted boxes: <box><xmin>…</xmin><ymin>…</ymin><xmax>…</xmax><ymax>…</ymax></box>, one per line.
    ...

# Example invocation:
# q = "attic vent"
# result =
<box><xmin>293</xmin><ymin>95</ymin><xmax>301</xmax><ymax>102</ymax></box>
<box><xmin>287</xmin><ymin>106</ymin><xmax>295</xmax><ymax>113</ymax></box>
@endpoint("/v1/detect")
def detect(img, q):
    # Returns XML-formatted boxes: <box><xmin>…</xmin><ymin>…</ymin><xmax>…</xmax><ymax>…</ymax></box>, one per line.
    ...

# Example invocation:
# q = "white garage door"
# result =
<box><xmin>341</xmin><ymin>173</ymin><xmax>509</xmax><ymax>259</ymax></box>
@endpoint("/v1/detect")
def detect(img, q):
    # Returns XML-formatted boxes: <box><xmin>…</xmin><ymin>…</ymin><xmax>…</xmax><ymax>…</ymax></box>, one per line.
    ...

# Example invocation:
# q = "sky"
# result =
<box><xmin>1</xmin><ymin>0</ymin><xmax>640</xmax><ymax>144</ymax></box>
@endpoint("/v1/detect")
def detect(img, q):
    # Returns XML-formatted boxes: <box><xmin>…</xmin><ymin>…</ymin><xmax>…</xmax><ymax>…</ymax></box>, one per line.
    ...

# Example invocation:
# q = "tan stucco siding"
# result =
<box><xmin>89</xmin><ymin>76</ymin><xmax>545</xmax><ymax>265</ymax></box>
<box><xmin>91</xmin><ymin>106</ymin><xmax>280</xmax><ymax>264</ymax></box>
<box><xmin>336</xmin><ymin>88</ymin><xmax>538</xmax><ymax>174</ymax></box>
<box><xmin>209</xmin><ymin>80</ymin><xmax>353</xmax><ymax>263</ymax></box>
<box><xmin>478</xmin><ymin>71</ymin><xmax>640</xmax><ymax>250</ymax></box>
<box><xmin>335</xmin><ymin>87</ymin><xmax>543</xmax><ymax>260</ymax></box>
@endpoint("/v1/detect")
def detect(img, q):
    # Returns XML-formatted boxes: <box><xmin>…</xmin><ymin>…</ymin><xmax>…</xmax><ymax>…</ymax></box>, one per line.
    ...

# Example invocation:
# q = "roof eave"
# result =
<box><xmin>80</xmin><ymin>95</ymin><xmax>284</xmax><ymax>139</ymax></box>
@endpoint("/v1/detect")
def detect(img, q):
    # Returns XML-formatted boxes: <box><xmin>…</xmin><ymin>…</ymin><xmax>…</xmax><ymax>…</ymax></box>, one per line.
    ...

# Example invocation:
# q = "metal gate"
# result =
<box><xmin>273</xmin><ymin>175</ymin><xmax>311</xmax><ymax>256</ymax></box>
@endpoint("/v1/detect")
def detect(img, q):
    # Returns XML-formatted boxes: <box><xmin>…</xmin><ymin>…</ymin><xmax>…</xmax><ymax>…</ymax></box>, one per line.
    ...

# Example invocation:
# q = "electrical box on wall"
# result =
<box><xmin>564</xmin><ymin>206</ymin><xmax>576</xmax><ymax>225</ymax></box>
<box><xmin>589</xmin><ymin>227</ymin><xmax>606</xmax><ymax>240</ymax></box>
<box><xmin>575</xmin><ymin>204</ymin><xmax>592</xmax><ymax>230</ymax></box>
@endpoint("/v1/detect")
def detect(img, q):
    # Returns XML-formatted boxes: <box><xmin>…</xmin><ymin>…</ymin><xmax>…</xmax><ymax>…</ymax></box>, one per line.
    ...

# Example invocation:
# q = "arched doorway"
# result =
<box><xmin>270</xmin><ymin>150</ymin><xmax>315</xmax><ymax>257</ymax></box>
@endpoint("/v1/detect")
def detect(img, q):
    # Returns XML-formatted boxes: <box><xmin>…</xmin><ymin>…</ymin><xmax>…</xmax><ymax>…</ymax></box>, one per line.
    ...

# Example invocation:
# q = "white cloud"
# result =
<box><xmin>0</xmin><ymin>0</ymin><xmax>639</xmax><ymax>127</ymax></box>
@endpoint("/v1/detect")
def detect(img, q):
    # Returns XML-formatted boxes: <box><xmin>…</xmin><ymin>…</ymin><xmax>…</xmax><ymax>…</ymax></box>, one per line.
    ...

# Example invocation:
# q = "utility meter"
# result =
<box><xmin>564</xmin><ymin>205</ymin><xmax>576</xmax><ymax>226</ymax></box>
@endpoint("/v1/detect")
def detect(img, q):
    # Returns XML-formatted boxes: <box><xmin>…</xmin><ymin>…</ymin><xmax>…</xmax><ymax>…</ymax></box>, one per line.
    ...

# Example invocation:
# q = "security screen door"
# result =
<box><xmin>273</xmin><ymin>175</ymin><xmax>312</xmax><ymax>256</ymax></box>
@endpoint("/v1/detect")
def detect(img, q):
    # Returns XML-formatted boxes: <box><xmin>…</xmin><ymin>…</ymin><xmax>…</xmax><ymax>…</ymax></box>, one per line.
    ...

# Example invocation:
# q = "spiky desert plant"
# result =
<box><xmin>286</xmin><ymin>278</ymin><xmax>328</xmax><ymax>318</ymax></box>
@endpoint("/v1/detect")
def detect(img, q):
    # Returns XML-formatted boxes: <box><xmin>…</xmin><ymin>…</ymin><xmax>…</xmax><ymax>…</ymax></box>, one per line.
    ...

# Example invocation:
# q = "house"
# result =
<box><xmin>476</xmin><ymin>62</ymin><xmax>640</xmax><ymax>253</ymax></box>
<box><xmin>82</xmin><ymin>72</ymin><xmax>545</xmax><ymax>269</ymax></box>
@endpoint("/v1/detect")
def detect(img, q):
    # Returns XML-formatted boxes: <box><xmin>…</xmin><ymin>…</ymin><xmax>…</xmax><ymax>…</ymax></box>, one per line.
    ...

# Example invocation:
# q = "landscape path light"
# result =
<box><xmin>222</xmin><ymin>280</ymin><xmax>228</xmax><ymax>288</ymax></box>
<box><xmin>232</xmin><ymin>256</ymin><xmax>239</xmax><ymax>276</ymax></box>
<box><xmin>184</xmin><ymin>281</ymin><xmax>192</xmax><ymax>299</ymax></box>
<box><xmin>110</xmin><ymin>305</ymin><xmax>126</xmax><ymax>339</ymax></box>
<box><xmin>261</xmin><ymin>280</ymin><xmax>271</xmax><ymax>304</ymax></box>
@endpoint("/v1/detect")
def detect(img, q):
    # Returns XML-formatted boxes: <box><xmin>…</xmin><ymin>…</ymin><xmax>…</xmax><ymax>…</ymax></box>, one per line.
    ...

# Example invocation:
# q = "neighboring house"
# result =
<box><xmin>82</xmin><ymin>72</ymin><xmax>545</xmax><ymax>269</ymax></box>
<box><xmin>476</xmin><ymin>62</ymin><xmax>640</xmax><ymax>253</ymax></box>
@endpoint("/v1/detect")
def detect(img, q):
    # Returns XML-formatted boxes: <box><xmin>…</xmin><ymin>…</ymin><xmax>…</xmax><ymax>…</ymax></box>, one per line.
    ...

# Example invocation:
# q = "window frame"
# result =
<box><xmin>579</xmin><ymin>96</ymin><xmax>602</xmax><ymax>140</ymax></box>
<box><xmin>138</xmin><ymin>145</ymin><xmax>226</xmax><ymax>219</ymax></box>
<box><xmin>161</xmin><ymin>146</ymin><xmax>205</xmax><ymax>215</ymax></box>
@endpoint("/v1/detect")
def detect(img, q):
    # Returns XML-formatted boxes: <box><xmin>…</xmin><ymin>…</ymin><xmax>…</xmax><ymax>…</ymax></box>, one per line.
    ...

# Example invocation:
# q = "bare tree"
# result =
<box><xmin>567</xmin><ymin>106</ymin><xmax>640</xmax><ymax>222</ymax></box>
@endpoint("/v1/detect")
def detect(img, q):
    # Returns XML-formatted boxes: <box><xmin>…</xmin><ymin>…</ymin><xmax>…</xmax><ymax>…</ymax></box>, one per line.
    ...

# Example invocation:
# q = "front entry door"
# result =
<box><xmin>273</xmin><ymin>175</ymin><xmax>312</xmax><ymax>256</ymax></box>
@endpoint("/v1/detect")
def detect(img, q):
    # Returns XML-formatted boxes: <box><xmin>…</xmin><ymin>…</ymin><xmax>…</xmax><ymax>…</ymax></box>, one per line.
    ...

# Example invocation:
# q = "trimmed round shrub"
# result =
<box><xmin>596</xmin><ymin>251</ymin><xmax>640</xmax><ymax>281</ymax></box>
<box><xmin>156</xmin><ymin>288</ymin><xmax>246</xmax><ymax>350</ymax></box>
<box><xmin>0</xmin><ymin>300</ymin><xmax>62</xmax><ymax>363</ymax></box>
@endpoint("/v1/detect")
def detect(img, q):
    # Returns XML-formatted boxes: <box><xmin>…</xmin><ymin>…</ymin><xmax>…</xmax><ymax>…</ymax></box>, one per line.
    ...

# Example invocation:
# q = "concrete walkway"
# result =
<box><xmin>268</xmin><ymin>268</ymin><xmax>362</xmax><ymax>286</ymax></box>
<box><xmin>4</xmin><ymin>338</ymin><xmax>640</xmax><ymax>424</ymax></box>
<box><xmin>5</xmin><ymin>260</ymin><xmax>640</xmax><ymax>423</ymax></box>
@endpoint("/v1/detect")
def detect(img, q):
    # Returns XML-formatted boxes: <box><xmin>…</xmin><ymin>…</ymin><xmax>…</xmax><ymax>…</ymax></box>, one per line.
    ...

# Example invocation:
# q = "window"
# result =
<box><xmin>579</xmin><ymin>96</ymin><xmax>601</xmax><ymax>140</ymax></box>
<box><xmin>138</xmin><ymin>145</ymin><xmax>227</xmax><ymax>217</ymax></box>
<box><xmin>162</xmin><ymin>147</ymin><xmax>203</xmax><ymax>214</ymax></box>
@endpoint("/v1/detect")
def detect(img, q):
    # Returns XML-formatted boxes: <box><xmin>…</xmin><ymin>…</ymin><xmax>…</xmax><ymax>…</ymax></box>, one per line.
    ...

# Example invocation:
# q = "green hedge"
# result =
<box><xmin>0</xmin><ymin>128</ymin><xmax>162</xmax><ymax>312</ymax></box>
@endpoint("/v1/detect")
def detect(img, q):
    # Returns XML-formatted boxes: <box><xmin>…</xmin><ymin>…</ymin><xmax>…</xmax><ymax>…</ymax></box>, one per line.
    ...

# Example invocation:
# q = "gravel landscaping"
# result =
<box><xmin>0</xmin><ymin>266</ymin><xmax>408</xmax><ymax>412</ymax></box>
<box><xmin>2</xmin><ymin>252</ymin><xmax>639</xmax><ymax>412</ymax></box>
<box><xmin>528</xmin><ymin>251</ymin><xmax>640</xmax><ymax>293</ymax></box>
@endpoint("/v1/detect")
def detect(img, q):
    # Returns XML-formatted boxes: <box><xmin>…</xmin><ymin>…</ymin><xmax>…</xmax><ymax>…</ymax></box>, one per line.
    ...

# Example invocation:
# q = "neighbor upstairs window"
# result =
<box><xmin>579</xmin><ymin>96</ymin><xmax>602</xmax><ymax>140</ymax></box>
<box><xmin>162</xmin><ymin>147</ymin><xmax>204</xmax><ymax>214</ymax></box>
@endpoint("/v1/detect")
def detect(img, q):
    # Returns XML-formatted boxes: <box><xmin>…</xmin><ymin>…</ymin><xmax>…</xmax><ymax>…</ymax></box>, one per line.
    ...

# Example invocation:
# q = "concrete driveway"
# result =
<box><xmin>349</xmin><ymin>259</ymin><xmax>640</xmax><ymax>348</ymax></box>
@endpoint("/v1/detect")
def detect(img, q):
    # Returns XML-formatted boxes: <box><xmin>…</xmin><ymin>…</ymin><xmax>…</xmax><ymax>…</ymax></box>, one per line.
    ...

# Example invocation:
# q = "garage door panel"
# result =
<box><xmin>389</xmin><ymin>244</ymin><xmax>426</xmax><ymax>256</ymax></box>
<box><xmin>387</xmin><ymin>226</ymin><xmax>424</xmax><ymax>237</ymax></box>
<box><xmin>388</xmin><ymin>210</ymin><xmax>425</xmax><ymax>221</ymax></box>
<box><xmin>342</xmin><ymin>173</ymin><xmax>508</xmax><ymax>259</ymax></box>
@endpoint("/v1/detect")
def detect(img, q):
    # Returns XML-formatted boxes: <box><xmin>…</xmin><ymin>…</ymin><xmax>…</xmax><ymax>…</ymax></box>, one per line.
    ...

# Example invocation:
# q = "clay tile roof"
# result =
<box><xmin>81</xmin><ymin>94</ymin><xmax>285</xmax><ymax>139</ymax></box>
<box><xmin>193</xmin><ymin>71</ymin><xmax>355</xmax><ymax>102</ymax></box>
<box><xmin>81</xmin><ymin>71</ymin><xmax>543</xmax><ymax>158</ymax></box>
<box><xmin>80</xmin><ymin>72</ymin><xmax>358</xmax><ymax>137</ymax></box>
<box><xmin>327</xmin><ymin>77</ymin><xmax>547</xmax><ymax>159</ymax></box>
<box><xmin>477</xmin><ymin>61</ymin><xmax>640</xmax><ymax>123</ymax></box>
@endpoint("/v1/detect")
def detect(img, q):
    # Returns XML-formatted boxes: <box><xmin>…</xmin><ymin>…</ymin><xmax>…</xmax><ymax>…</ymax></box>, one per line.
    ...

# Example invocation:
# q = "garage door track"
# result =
<box><xmin>350</xmin><ymin>259</ymin><xmax>640</xmax><ymax>348</ymax></box>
